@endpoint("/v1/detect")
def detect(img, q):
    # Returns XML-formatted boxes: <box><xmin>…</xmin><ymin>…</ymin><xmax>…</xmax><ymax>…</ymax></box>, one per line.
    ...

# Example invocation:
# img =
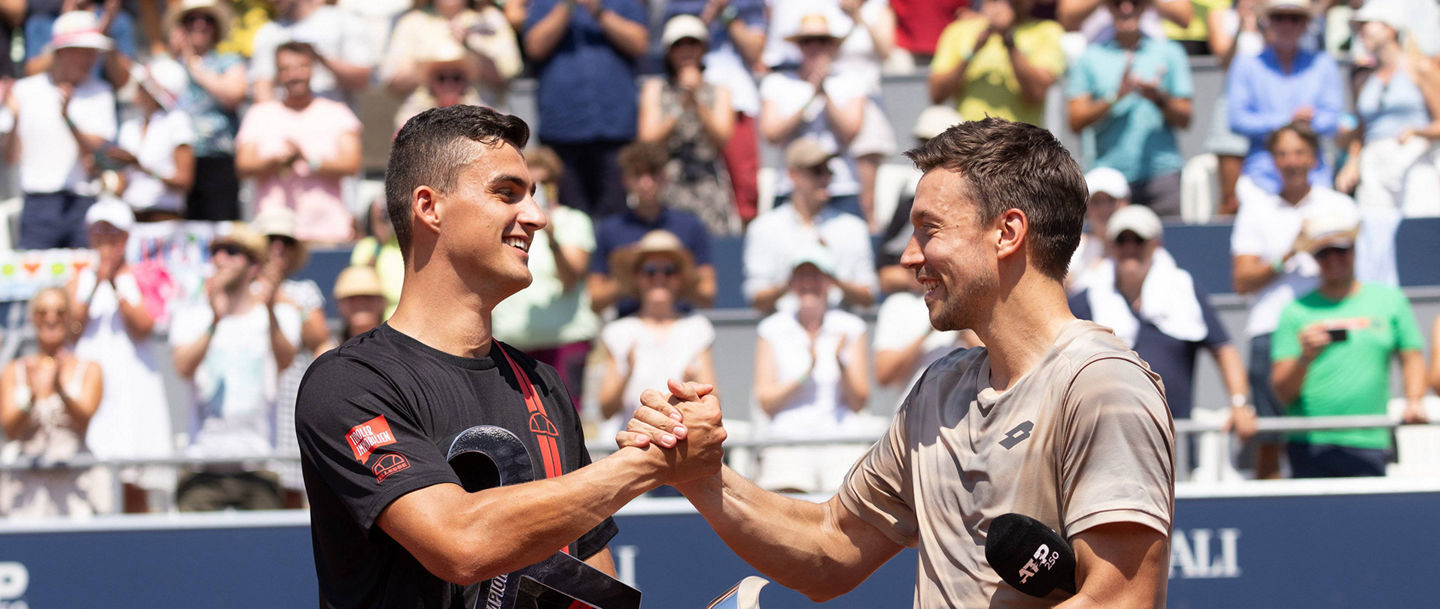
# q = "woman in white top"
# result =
<box><xmin>597</xmin><ymin>230</ymin><xmax>716</xmax><ymax>439</ymax></box>
<box><xmin>67</xmin><ymin>199</ymin><xmax>171</xmax><ymax>513</ymax></box>
<box><xmin>111</xmin><ymin>58</ymin><xmax>196</xmax><ymax>222</ymax></box>
<box><xmin>0</xmin><ymin>287</ymin><xmax>105</xmax><ymax>517</ymax></box>
<box><xmin>753</xmin><ymin>246</ymin><xmax>873</xmax><ymax>493</ymax></box>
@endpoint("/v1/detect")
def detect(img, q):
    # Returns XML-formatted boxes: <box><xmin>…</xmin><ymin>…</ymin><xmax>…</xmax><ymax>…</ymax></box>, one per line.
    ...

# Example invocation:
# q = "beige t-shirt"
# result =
<box><xmin>839</xmin><ymin>320</ymin><xmax>1174</xmax><ymax>609</ymax></box>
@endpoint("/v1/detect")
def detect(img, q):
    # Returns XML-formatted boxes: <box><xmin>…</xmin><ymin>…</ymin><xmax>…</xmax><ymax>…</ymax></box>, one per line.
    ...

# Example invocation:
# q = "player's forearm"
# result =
<box><xmin>418</xmin><ymin>448</ymin><xmax>664</xmax><ymax>584</ymax></box>
<box><xmin>676</xmin><ymin>468</ymin><xmax>870</xmax><ymax>601</ymax></box>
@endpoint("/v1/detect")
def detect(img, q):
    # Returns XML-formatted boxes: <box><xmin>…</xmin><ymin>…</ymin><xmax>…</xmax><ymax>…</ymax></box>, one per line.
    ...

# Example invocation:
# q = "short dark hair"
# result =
<box><xmin>617</xmin><ymin>141</ymin><xmax>669</xmax><ymax>176</ymax></box>
<box><xmin>1265</xmin><ymin>120</ymin><xmax>1320</xmax><ymax>155</ymax></box>
<box><xmin>904</xmin><ymin>117</ymin><xmax>1087</xmax><ymax>281</ymax></box>
<box><xmin>385</xmin><ymin>105</ymin><xmax>530</xmax><ymax>257</ymax></box>
<box><xmin>275</xmin><ymin>40</ymin><xmax>316</xmax><ymax>63</ymax></box>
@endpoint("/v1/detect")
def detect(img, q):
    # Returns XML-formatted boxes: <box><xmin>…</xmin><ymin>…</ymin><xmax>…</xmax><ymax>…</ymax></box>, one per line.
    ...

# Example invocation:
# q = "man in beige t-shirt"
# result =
<box><xmin>623</xmin><ymin>117</ymin><xmax>1175</xmax><ymax>608</ymax></box>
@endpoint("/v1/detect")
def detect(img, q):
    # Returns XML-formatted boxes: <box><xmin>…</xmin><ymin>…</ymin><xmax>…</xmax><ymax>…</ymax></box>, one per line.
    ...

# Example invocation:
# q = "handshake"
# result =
<box><xmin>616</xmin><ymin>379</ymin><xmax>729</xmax><ymax>491</ymax></box>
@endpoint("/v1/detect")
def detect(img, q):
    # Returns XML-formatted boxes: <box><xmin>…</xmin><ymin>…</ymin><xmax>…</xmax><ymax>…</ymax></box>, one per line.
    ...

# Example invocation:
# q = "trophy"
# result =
<box><xmin>448</xmin><ymin>426</ymin><xmax>642</xmax><ymax>609</ymax></box>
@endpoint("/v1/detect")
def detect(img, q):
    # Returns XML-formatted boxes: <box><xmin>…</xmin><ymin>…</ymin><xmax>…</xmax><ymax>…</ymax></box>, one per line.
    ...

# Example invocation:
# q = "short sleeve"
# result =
<box><xmin>554</xmin><ymin>207</ymin><xmax>596</xmax><ymax>252</ymax></box>
<box><xmin>296</xmin><ymin>354</ymin><xmax>463</xmax><ymax>530</ymax></box>
<box><xmin>1165</xmin><ymin>42</ymin><xmax>1194</xmax><ymax>98</ymax></box>
<box><xmin>608</xmin><ymin>0</ymin><xmax>647</xmax><ymax>24</ymax></box>
<box><xmin>525</xmin><ymin>0</ymin><xmax>557</xmax><ymax>31</ymax></box>
<box><xmin>588</xmin><ymin>219</ymin><xmax>616</xmax><ymax>274</ymax></box>
<box><xmin>1064</xmin><ymin>51</ymin><xmax>1097</xmax><ymax>100</ymax></box>
<box><xmin>838</xmin><ymin>394</ymin><xmax>918</xmax><ymax>547</ymax></box>
<box><xmin>234</xmin><ymin>103</ymin><xmax>270</xmax><ymax>145</ymax></box>
<box><xmin>1020</xmin><ymin>21</ymin><xmax>1066</xmax><ymax>77</ymax></box>
<box><xmin>1196</xmin><ymin>286</ymin><xmax>1230</xmax><ymax>347</ymax></box>
<box><xmin>681</xmin><ymin>214</ymin><xmax>713</xmax><ymax>266</ymax></box>
<box><xmin>929</xmin><ymin>21</ymin><xmax>970</xmax><ymax>77</ymax></box>
<box><xmin>168</xmin><ymin>302</ymin><xmax>213</xmax><ymax>347</ymax></box>
<box><xmin>1271</xmin><ymin>302</ymin><xmax>1304</xmax><ymax>362</ymax></box>
<box><xmin>168</xmin><ymin>111</ymin><xmax>198</xmax><ymax>147</ymax></box>
<box><xmin>1059</xmin><ymin>357</ymin><xmax>1174</xmax><ymax>537</ymax></box>
<box><xmin>1388</xmin><ymin>288</ymin><xmax>1425</xmax><ymax>352</ymax></box>
<box><xmin>1229</xmin><ymin>201</ymin><xmax>1267</xmax><ymax>257</ymax></box>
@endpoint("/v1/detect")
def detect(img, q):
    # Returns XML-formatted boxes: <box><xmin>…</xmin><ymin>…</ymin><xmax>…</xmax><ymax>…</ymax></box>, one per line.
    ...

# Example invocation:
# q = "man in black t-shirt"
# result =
<box><xmin>296</xmin><ymin>105</ymin><xmax>726</xmax><ymax>609</ymax></box>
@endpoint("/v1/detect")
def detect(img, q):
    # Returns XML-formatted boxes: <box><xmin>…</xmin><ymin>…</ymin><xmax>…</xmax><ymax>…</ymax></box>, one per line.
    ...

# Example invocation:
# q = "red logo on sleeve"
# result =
<box><xmin>346</xmin><ymin>415</ymin><xmax>397</xmax><ymax>465</ymax></box>
<box><xmin>371</xmin><ymin>453</ymin><xmax>411</xmax><ymax>483</ymax></box>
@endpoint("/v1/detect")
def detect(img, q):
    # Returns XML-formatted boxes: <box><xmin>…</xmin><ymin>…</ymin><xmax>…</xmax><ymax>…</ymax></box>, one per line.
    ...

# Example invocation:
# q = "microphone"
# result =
<box><xmin>984</xmin><ymin>513</ymin><xmax>1077</xmax><ymax>598</ymax></box>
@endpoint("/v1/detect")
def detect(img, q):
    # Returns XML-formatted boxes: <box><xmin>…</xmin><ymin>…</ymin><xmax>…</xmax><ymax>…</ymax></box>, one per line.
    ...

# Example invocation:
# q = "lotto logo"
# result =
<box><xmin>346</xmin><ymin>415</ymin><xmax>397</xmax><ymax>465</ymax></box>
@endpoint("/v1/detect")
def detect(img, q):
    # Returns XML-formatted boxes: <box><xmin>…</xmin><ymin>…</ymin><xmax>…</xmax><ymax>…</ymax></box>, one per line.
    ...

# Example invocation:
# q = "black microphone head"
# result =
<box><xmin>984</xmin><ymin>513</ymin><xmax>1077</xmax><ymax>597</ymax></box>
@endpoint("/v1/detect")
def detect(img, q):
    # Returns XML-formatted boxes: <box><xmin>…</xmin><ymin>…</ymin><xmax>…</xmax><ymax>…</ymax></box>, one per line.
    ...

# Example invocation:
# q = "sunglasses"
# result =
<box><xmin>212</xmin><ymin>243</ymin><xmax>246</xmax><ymax>257</ymax></box>
<box><xmin>1314</xmin><ymin>246</ymin><xmax>1353</xmax><ymax>260</ymax></box>
<box><xmin>797</xmin><ymin>37</ymin><xmax>833</xmax><ymax>46</ymax></box>
<box><xmin>640</xmin><ymin>263</ymin><xmax>679</xmax><ymax>278</ymax></box>
<box><xmin>1269</xmin><ymin>13</ymin><xmax>1308</xmax><ymax>24</ymax></box>
<box><xmin>433</xmin><ymin>72</ymin><xmax>466</xmax><ymax>84</ymax></box>
<box><xmin>806</xmin><ymin>164</ymin><xmax>833</xmax><ymax>177</ymax></box>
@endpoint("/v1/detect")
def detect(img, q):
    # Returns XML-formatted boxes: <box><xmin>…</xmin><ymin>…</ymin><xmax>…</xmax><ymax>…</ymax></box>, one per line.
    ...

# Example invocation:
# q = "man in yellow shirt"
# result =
<box><xmin>928</xmin><ymin>0</ymin><xmax>1066</xmax><ymax>127</ymax></box>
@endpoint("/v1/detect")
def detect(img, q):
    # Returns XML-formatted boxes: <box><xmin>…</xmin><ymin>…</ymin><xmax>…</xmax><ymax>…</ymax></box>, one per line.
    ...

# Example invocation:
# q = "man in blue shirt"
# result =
<box><xmin>1066</xmin><ymin>0</ymin><xmax>1193</xmax><ymax>217</ymax></box>
<box><xmin>525</xmin><ymin>0</ymin><xmax>648</xmax><ymax>220</ymax></box>
<box><xmin>587</xmin><ymin>142</ymin><xmax>716</xmax><ymax>316</ymax></box>
<box><xmin>1225</xmin><ymin>0</ymin><xmax>1342</xmax><ymax>194</ymax></box>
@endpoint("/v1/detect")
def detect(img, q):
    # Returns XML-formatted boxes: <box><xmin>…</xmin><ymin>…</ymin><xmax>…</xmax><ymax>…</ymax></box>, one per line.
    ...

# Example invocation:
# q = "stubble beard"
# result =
<box><xmin>928</xmin><ymin>269</ymin><xmax>996</xmax><ymax>333</ymax></box>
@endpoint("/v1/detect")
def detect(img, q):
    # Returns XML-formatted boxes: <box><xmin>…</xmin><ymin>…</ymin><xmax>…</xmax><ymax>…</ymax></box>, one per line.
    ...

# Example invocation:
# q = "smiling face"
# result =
<box><xmin>276</xmin><ymin>48</ymin><xmax>314</xmax><ymax>99</ymax></box>
<box><xmin>433</xmin><ymin>140</ymin><xmax>546</xmax><ymax>301</ymax></box>
<box><xmin>635</xmin><ymin>251</ymin><xmax>683</xmax><ymax>310</ymax></box>
<box><xmin>1270</xmin><ymin>129</ymin><xmax>1317</xmax><ymax>191</ymax></box>
<box><xmin>30</xmin><ymin>288</ymin><xmax>70</xmax><ymax>353</ymax></box>
<box><xmin>901</xmin><ymin>169</ymin><xmax>998</xmax><ymax>332</ymax></box>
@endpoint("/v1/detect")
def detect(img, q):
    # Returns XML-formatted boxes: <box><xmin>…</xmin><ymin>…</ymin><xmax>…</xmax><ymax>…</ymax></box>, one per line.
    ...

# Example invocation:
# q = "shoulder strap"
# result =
<box><xmin>496</xmin><ymin>344</ymin><xmax>565</xmax><ymax>481</ymax></box>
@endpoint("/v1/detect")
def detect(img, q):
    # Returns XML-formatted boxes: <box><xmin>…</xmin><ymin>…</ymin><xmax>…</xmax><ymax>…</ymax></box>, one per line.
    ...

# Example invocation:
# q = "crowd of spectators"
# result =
<box><xmin>0</xmin><ymin>0</ymin><xmax>1439</xmax><ymax>515</ymax></box>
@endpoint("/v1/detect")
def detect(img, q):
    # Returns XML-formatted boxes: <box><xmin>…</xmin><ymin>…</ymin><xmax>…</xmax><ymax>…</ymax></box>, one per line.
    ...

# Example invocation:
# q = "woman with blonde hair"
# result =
<box><xmin>596</xmin><ymin>230</ymin><xmax>716</xmax><ymax>438</ymax></box>
<box><xmin>0</xmin><ymin>287</ymin><xmax>105</xmax><ymax>517</ymax></box>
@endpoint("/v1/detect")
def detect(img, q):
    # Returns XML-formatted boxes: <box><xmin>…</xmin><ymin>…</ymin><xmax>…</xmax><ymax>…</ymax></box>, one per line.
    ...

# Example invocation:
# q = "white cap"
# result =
<box><xmin>1263</xmin><ymin>0</ymin><xmax>1310</xmax><ymax>15</ymax></box>
<box><xmin>50</xmin><ymin>11</ymin><xmax>114</xmax><ymax>51</ymax></box>
<box><xmin>662</xmin><ymin>14</ymin><xmax>710</xmax><ymax>48</ymax></box>
<box><xmin>133</xmin><ymin>57</ymin><xmax>190</xmax><ymax>110</ymax></box>
<box><xmin>912</xmin><ymin>105</ymin><xmax>963</xmax><ymax>141</ymax></box>
<box><xmin>1085</xmin><ymin>167</ymin><xmax>1131</xmax><ymax>199</ymax></box>
<box><xmin>790</xmin><ymin>240</ymin><xmax>836</xmax><ymax>276</ymax></box>
<box><xmin>1352</xmin><ymin>0</ymin><xmax>1407</xmax><ymax>35</ymax></box>
<box><xmin>85</xmin><ymin>196</ymin><xmax>135</xmax><ymax>232</ymax></box>
<box><xmin>1301</xmin><ymin>199</ymin><xmax>1361</xmax><ymax>252</ymax></box>
<box><xmin>1105</xmin><ymin>204</ymin><xmax>1163</xmax><ymax>242</ymax></box>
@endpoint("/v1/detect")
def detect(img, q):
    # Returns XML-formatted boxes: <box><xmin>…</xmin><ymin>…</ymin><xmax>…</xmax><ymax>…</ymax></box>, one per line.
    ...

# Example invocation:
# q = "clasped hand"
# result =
<box><xmin>616</xmin><ymin>379</ymin><xmax>727</xmax><ymax>486</ymax></box>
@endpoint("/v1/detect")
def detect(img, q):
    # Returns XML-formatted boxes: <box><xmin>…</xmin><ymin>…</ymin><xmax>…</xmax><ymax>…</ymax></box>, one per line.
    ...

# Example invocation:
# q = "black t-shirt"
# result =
<box><xmin>296</xmin><ymin>324</ymin><xmax>617</xmax><ymax>609</ymax></box>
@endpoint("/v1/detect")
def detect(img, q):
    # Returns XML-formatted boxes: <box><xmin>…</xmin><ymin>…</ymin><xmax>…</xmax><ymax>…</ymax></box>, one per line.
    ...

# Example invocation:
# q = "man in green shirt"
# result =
<box><xmin>1271</xmin><ymin>204</ymin><xmax>1428</xmax><ymax>477</ymax></box>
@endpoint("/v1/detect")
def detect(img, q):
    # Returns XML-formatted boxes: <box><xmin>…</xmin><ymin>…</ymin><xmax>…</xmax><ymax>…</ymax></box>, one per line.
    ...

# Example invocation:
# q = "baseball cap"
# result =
<box><xmin>1300</xmin><ymin>201</ymin><xmax>1361</xmax><ymax>253</ymax></box>
<box><xmin>1263</xmin><ymin>0</ymin><xmax>1310</xmax><ymax>16</ymax></box>
<box><xmin>784</xmin><ymin>137</ymin><xmax>836</xmax><ymax>169</ymax></box>
<box><xmin>133</xmin><ymin>58</ymin><xmax>189</xmax><ymax>111</ymax></box>
<box><xmin>50</xmin><ymin>11</ymin><xmax>114</xmax><ymax>51</ymax></box>
<box><xmin>1085</xmin><ymin>167</ymin><xmax>1131</xmax><ymax>199</ymax></box>
<box><xmin>661</xmin><ymin>14</ymin><xmax>709</xmax><ymax>48</ymax></box>
<box><xmin>84</xmin><ymin>196</ymin><xmax>135</xmax><ymax>232</ymax></box>
<box><xmin>912</xmin><ymin>105</ymin><xmax>963</xmax><ymax>141</ymax></box>
<box><xmin>1105</xmin><ymin>204</ymin><xmax>1163</xmax><ymax>242</ymax></box>
<box><xmin>790</xmin><ymin>240</ymin><xmax>836</xmax><ymax>276</ymax></box>
<box><xmin>333</xmin><ymin>266</ymin><xmax>384</xmax><ymax>299</ymax></box>
<box><xmin>1352</xmin><ymin>0</ymin><xmax>1407</xmax><ymax>34</ymax></box>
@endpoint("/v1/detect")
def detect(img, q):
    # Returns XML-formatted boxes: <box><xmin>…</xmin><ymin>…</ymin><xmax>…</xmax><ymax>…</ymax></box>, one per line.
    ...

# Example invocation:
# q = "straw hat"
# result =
<box><xmin>209</xmin><ymin>222</ymin><xmax>268</xmax><ymax>262</ymax></box>
<box><xmin>609</xmin><ymin>230</ymin><xmax>697</xmax><ymax>300</ymax></box>
<box><xmin>251</xmin><ymin>206</ymin><xmax>310</xmax><ymax>276</ymax></box>
<box><xmin>165</xmin><ymin>0</ymin><xmax>233</xmax><ymax>40</ymax></box>
<box><xmin>50</xmin><ymin>11</ymin><xmax>113</xmax><ymax>52</ymax></box>
<box><xmin>784</xmin><ymin>14</ymin><xmax>841</xmax><ymax>43</ymax></box>
<box><xmin>1299</xmin><ymin>200</ymin><xmax>1361</xmax><ymax>254</ymax></box>
<box><xmin>333</xmin><ymin>266</ymin><xmax>384</xmax><ymax>300</ymax></box>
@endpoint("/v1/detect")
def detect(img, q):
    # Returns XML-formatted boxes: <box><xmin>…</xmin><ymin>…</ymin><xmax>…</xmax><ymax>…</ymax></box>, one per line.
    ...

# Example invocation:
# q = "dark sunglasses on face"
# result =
<box><xmin>433</xmin><ymin>72</ymin><xmax>466</xmax><ymax>84</ymax></box>
<box><xmin>807</xmin><ymin>164</ymin><xmax>833</xmax><ymax>177</ymax></box>
<box><xmin>1269</xmin><ymin>13</ymin><xmax>1307</xmax><ymax>24</ymax></box>
<box><xmin>798</xmin><ymin>37</ymin><xmax>832</xmax><ymax>46</ymax></box>
<box><xmin>182</xmin><ymin>13</ymin><xmax>216</xmax><ymax>28</ymax></box>
<box><xmin>1314</xmin><ymin>246</ymin><xmax>1353</xmax><ymax>260</ymax></box>
<box><xmin>212</xmin><ymin>244</ymin><xmax>245</xmax><ymax>257</ymax></box>
<box><xmin>640</xmin><ymin>263</ymin><xmax>678</xmax><ymax>278</ymax></box>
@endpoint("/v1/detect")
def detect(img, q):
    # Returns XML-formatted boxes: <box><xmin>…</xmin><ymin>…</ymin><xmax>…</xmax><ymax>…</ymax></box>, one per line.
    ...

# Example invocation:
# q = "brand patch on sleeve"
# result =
<box><xmin>371</xmin><ymin>453</ymin><xmax>411</xmax><ymax>483</ymax></box>
<box><xmin>346</xmin><ymin>415</ymin><xmax>397</xmax><ymax>465</ymax></box>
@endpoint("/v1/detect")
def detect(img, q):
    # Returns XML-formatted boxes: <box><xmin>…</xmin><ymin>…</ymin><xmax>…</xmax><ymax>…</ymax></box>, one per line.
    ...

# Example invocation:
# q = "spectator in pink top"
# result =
<box><xmin>235</xmin><ymin>41</ymin><xmax>360</xmax><ymax>244</ymax></box>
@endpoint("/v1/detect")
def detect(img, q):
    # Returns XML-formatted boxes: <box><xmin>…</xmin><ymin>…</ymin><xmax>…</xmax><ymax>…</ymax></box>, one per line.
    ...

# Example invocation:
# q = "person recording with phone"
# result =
<box><xmin>1270</xmin><ymin>203</ymin><xmax>1427</xmax><ymax>479</ymax></box>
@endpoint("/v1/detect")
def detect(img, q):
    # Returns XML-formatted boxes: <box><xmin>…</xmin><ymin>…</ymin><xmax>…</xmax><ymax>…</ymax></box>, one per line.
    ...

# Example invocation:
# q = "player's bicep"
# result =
<box><xmin>375</xmin><ymin>482</ymin><xmax>478</xmax><ymax>583</ymax></box>
<box><xmin>1062</xmin><ymin>522</ymin><xmax>1169</xmax><ymax>609</ymax></box>
<box><xmin>823</xmin><ymin>495</ymin><xmax>906</xmax><ymax>579</ymax></box>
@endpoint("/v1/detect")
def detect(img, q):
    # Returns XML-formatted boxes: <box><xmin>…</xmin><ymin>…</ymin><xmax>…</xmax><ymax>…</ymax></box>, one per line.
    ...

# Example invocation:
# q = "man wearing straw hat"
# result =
<box><xmin>4</xmin><ymin>10</ymin><xmax>117</xmax><ymax>249</ymax></box>
<box><xmin>169</xmin><ymin>222</ymin><xmax>302</xmax><ymax>511</ymax></box>
<box><xmin>295</xmin><ymin>105</ymin><xmax>725</xmax><ymax>607</ymax></box>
